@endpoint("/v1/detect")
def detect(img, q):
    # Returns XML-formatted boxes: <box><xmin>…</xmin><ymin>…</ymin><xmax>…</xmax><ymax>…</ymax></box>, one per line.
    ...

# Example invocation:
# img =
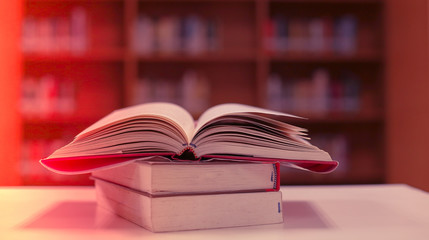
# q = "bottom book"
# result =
<box><xmin>94</xmin><ymin>178</ymin><xmax>284</xmax><ymax>232</ymax></box>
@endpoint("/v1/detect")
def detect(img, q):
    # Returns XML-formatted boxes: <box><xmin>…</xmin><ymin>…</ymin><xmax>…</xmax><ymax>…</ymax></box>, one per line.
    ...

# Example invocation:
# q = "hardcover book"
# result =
<box><xmin>94</xmin><ymin>178</ymin><xmax>284</xmax><ymax>232</ymax></box>
<box><xmin>91</xmin><ymin>158</ymin><xmax>280</xmax><ymax>195</ymax></box>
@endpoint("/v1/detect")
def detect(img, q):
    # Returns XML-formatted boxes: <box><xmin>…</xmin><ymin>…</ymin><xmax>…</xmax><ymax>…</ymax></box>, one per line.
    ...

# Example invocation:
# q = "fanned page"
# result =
<box><xmin>77</xmin><ymin>103</ymin><xmax>195</xmax><ymax>142</ymax></box>
<box><xmin>192</xmin><ymin>103</ymin><xmax>332</xmax><ymax>162</ymax></box>
<box><xmin>195</xmin><ymin>103</ymin><xmax>304</xmax><ymax>134</ymax></box>
<box><xmin>46</xmin><ymin>103</ymin><xmax>195</xmax><ymax>160</ymax></box>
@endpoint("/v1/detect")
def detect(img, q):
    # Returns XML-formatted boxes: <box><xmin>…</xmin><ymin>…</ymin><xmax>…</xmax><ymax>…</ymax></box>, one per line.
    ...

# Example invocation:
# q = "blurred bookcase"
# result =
<box><xmin>20</xmin><ymin>0</ymin><xmax>384</xmax><ymax>185</ymax></box>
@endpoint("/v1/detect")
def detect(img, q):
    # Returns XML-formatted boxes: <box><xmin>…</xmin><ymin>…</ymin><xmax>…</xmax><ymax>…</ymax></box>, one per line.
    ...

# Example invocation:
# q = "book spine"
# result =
<box><xmin>172</xmin><ymin>146</ymin><xmax>200</xmax><ymax>161</ymax></box>
<box><xmin>266</xmin><ymin>162</ymin><xmax>280</xmax><ymax>192</ymax></box>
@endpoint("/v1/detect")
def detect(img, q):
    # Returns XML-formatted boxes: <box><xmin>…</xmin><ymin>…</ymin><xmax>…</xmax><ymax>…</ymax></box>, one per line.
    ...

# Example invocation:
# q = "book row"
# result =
<box><xmin>265</xmin><ymin>15</ymin><xmax>358</xmax><ymax>54</ymax></box>
<box><xmin>266</xmin><ymin>69</ymin><xmax>360</xmax><ymax>114</ymax></box>
<box><xmin>311</xmin><ymin>134</ymin><xmax>348</xmax><ymax>173</ymax></box>
<box><xmin>133</xmin><ymin>15</ymin><xmax>220</xmax><ymax>55</ymax></box>
<box><xmin>21</xmin><ymin>9</ymin><xmax>364</xmax><ymax>56</ymax></box>
<box><xmin>134</xmin><ymin>70</ymin><xmax>210</xmax><ymax>114</ymax></box>
<box><xmin>20</xmin><ymin>139</ymin><xmax>70</xmax><ymax>183</ymax></box>
<box><xmin>21</xmin><ymin>7</ymin><xmax>88</xmax><ymax>54</ymax></box>
<box><xmin>20</xmin><ymin>69</ymin><xmax>359</xmax><ymax>120</ymax></box>
<box><xmin>21</xmin><ymin>75</ymin><xmax>76</xmax><ymax>119</ymax></box>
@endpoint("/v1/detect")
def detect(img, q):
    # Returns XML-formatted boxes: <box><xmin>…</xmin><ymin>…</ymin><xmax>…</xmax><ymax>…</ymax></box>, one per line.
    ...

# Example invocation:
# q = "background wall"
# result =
<box><xmin>0</xmin><ymin>1</ymin><xmax>22</xmax><ymax>185</ymax></box>
<box><xmin>386</xmin><ymin>0</ymin><xmax>429</xmax><ymax>192</ymax></box>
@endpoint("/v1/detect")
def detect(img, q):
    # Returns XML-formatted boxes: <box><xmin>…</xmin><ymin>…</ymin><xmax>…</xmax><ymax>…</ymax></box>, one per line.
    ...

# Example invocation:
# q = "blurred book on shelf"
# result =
<box><xmin>21</xmin><ymin>7</ymin><xmax>89</xmax><ymax>54</ymax></box>
<box><xmin>134</xmin><ymin>70</ymin><xmax>210</xmax><ymax>115</ymax></box>
<box><xmin>20</xmin><ymin>139</ymin><xmax>90</xmax><ymax>185</ymax></box>
<box><xmin>266</xmin><ymin>69</ymin><xmax>360</xmax><ymax>115</ymax></box>
<box><xmin>311</xmin><ymin>134</ymin><xmax>349</xmax><ymax>174</ymax></box>
<box><xmin>265</xmin><ymin>14</ymin><xmax>358</xmax><ymax>55</ymax></box>
<box><xmin>21</xmin><ymin>139</ymin><xmax>66</xmax><ymax>180</ymax></box>
<box><xmin>133</xmin><ymin>14</ymin><xmax>220</xmax><ymax>56</ymax></box>
<box><xmin>20</xmin><ymin>75</ymin><xmax>76</xmax><ymax>119</ymax></box>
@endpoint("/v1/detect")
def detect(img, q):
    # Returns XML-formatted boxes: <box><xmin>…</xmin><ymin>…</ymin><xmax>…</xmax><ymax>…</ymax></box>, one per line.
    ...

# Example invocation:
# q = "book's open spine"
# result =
<box><xmin>267</xmin><ymin>162</ymin><xmax>280</xmax><ymax>192</ymax></box>
<box><xmin>172</xmin><ymin>146</ymin><xmax>200</xmax><ymax>161</ymax></box>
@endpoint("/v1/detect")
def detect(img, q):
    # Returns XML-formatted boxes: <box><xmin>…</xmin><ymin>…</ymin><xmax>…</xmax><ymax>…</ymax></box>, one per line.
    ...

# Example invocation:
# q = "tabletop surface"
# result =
<box><xmin>1</xmin><ymin>184</ymin><xmax>429</xmax><ymax>240</ymax></box>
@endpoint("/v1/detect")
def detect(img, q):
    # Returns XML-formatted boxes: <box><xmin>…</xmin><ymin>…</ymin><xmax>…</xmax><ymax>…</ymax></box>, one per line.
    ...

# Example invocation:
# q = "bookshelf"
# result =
<box><xmin>20</xmin><ymin>0</ymin><xmax>385</xmax><ymax>185</ymax></box>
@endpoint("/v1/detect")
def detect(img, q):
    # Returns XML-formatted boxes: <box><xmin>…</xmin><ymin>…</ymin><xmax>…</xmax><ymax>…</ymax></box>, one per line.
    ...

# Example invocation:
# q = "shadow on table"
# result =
<box><xmin>282</xmin><ymin>201</ymin><xmax>332</xmax><ymax>229</ymax></box>
<box><xmin>19</xmin><ymin>200</ymin><xmax>332</xmax><ymax>230</ymax></box>
<box><xmin>20</xmin><ymin>201</ymin><xmax>138</xmax><ymax>230</ymax></box>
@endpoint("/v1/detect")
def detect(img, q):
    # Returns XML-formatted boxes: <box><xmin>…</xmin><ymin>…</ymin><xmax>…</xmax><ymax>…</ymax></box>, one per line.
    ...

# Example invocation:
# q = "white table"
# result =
<box><xmin>1</xmin><ymin>184</ymin><xmax>429</xmax><ymax>240</ymax></box>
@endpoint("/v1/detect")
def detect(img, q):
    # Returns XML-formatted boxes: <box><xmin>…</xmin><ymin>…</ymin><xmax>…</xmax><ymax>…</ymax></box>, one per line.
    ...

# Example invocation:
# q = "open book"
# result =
<box><xmin>40</xmin><ymin>102</ymin><xmax>338</xmax><ymax>174</ymax></box>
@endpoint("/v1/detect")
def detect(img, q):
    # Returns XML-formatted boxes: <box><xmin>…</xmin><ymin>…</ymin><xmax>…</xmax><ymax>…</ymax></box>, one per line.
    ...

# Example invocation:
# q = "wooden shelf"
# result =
<box><xmin>269</xmin><ymin>0</ymin><xmax>382</xmax><ymax>3</ymax></box>
<box><xmin>268</xmin><ymin>52</ymin><xmax>382</xmax><ymax>63</ymax></box>
<box><xmin>287</xmin><ymin>113</ymin><xmax>383</xmax><ymax>124</ymax></box>
<box><xmin>21</xmin><ymin>174</ymin><xmax>92</xmax><ymax>186</ymax></box>
<box><xmin>137</xmin><ymin>53</ymin><xmax>257</xmax><ymax>63</ymax></box>
<box><xmin>136</xmin><ymin>52</ymin><xmax>381</xmax><ymax>63</ymax></box>
<box><xmin>23</xmin><ymin>117</ymin><xmax>95</xmax><ymax>126</ymax></box>
<box><xmin>20</xmin><ymin>0</ymin><xmax>386</xmax><ymax>186</ymax></box>
<box><xmin>27</xmin><ymin>0</ymin><xmax>123</xmax><ymax>2</ymax></box>
<box><xmin>136</xmin><ymin>0</ymin><xmax>381</xmax><ymax>2</ymax></box>
<box><xmin>23</xmin><ymin>49</ymin><xmax>125</xmax><ymax>62</ymax></box>
<box><xmin>138</xmin><ymin>0</ymin><xmax>256</xmax><ymax>3</ymax></box>
<box><xmin>281</xmin><ymin>170</ymin><xmax>384</xmax><ymax>185</ymax></box>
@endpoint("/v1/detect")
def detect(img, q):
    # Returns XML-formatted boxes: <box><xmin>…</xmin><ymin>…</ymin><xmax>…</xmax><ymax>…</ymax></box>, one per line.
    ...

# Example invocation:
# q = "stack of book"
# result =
<box><xmin>40</xmin><ymin>102</ymin><xmax>338</xmax><ymax>232</ymax></box>
<box><xmin>91</xmin><ymin>158</ymin><xmax>283</xmax><ymax>232</ymax></box>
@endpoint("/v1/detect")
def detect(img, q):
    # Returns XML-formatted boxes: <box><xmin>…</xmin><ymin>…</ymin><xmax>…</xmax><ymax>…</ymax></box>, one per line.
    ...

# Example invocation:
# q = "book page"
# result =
<box><xmin>195</xmin><ymin>103</ymin><xmax>302</xmax><ymax>134</ymax></box>
<box><xmin>76</xmin><ymin>102</ymin><xmax>195</xmax><ymax>143</ymax></box>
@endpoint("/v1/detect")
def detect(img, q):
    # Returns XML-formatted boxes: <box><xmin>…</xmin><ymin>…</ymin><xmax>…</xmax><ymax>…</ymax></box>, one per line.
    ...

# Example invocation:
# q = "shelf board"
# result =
<box><xmin>23</xmin><ymin>117</ymin><xmax>95</xmax><ymax>126</ymax></box>
<box><xmin>282</xmin><ymin>112</ymin><xmax>383</xmax><ymax>124</ymax></box>
<box><xmin>269</xmin><ymin>0</ymin><xmax>382</xmax><ymax>3</ymax></box>
<box><xmin>136</xmin><ymin>0</ymin><xmax>381</xmax><ymax>2</ymax></box>
<box><xmin>138</xmin><ymin>0</ymin><xmax>255</xmax><ymax>2</ymax></box>
<box><xmin>23</xmin><ymin>49</ymin><xmax>125</xmax><ymax>62</ymax></box>
<box><xmin>21</xmin><ymin>174</ymin><xmax>92</xmax><ymax>186</ymax></box>
<box><xmin>22</xmin><ymin>118</ymin><xmax>92</xmax><ymax>140</ymax></box>
<box><xmin>27</xmin><ymin>0</ymin><xmax>123</xmax><ymax>2</ymax></box>
<box><xmin>268</xmin><ymin>52</ymin><xmax>382</xmax><ymax>63</ymax></box>
<box><xmin>23</xmin><ymin>51</ymin><xmax>381</xmax><ymax>63</ymax></box>
<box><xmin>137</xmin><ymin>52</ymin><xmax>257</xmax><ymax>62</ymax></box>
<box><xmin>280</xmin><ymin>171</ymin><xmax>383</xmax><ymax>185</ymax></box>
<box><xmin>280</xmin><ymin>162</ymin><xmax>384</xmax><ymax>185</ymax></box>
<box><xmin>22</xmin><ymin>112</ymin><xmax>381</xmax><ymax>126</ymax></box>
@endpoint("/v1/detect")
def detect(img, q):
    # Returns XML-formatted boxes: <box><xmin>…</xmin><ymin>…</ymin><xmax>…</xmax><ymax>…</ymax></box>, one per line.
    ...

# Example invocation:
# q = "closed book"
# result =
<box><xmin>94</xmin><ymin>178</ymin><xmax>283</xmax><ymax>232</ymax></box>
<box><xmin>92</xmin><ymin>158</ymin><xmax>280</xmax><ymax>195</ymax></box>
